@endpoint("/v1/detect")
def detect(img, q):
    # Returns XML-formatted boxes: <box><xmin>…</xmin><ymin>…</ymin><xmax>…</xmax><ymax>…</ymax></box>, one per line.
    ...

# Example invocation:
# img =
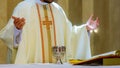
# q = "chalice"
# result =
<box><xmin>52</xmin><ymin>46</ymin><xmax>66</xmax><ymax>64</ymax></box>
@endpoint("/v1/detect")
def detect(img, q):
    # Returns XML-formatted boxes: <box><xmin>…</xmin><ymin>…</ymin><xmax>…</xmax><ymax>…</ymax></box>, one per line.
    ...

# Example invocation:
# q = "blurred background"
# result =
<box><xmin>0</xmin><ymin>0</ymin><xmax>120</xmax><ymax>63</ymax></box>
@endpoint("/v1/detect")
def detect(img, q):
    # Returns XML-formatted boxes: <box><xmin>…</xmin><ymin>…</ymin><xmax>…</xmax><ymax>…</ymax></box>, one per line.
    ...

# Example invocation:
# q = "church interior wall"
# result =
<box><xmin>0</xmin><ymin>0</ymin><xmax>8</xmax><ymax>64</ymax></box>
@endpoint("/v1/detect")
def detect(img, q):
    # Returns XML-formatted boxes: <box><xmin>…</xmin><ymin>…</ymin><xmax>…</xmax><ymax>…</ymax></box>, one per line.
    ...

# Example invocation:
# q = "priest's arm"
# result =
<box><xmin>0</xmin><ymin>19</ymin><xmax>22</xmax><ymax>49</ymax></box>
<box><xmin>0</xmin><ymin>2</ymin><xmax>25</xmax><ymax>49</ymax></box>
<box><xmin>59</xmin><ymin>6</ymin><xmax>99</xmax><ymax>60</ymax></box>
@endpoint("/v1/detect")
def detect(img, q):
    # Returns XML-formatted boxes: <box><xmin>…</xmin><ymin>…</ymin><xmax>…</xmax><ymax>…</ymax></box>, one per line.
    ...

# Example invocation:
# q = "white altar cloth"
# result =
<box><xmin>0</xmin><ymin>63</ymin><xmax>120</xmax><ymax>68</ymax></box>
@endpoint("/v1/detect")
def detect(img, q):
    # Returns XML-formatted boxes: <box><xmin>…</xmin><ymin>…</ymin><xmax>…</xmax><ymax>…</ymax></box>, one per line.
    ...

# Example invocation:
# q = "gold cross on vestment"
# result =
<box><xmin>43</xmin><ymin>16</ymin><xmax>52</xmax><ymax>30</ymax></box>
<box><xmin>36</xmin><ymin>4</ymin><xmax>56</xmax><ymax>63</ymax></box>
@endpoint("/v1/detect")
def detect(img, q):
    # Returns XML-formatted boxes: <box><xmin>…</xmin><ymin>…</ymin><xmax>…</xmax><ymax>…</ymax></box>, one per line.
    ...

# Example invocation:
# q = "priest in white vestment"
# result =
<box><xmin>0</xmin><ymin>0</ymin><xmax>99</xmax><ymax>64</ymax></box>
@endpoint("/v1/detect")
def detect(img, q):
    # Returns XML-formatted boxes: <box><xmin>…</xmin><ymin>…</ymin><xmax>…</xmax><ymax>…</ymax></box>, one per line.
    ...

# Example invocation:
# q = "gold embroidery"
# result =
<box><xmin>36</xmin><ymin>4</ymin><xmax>57</xmax><ymax>63</ymax></box>
<box><xmin>43</xmin><ymin>5</ymin><xmax>52</xmax><ymax>63</ymax></box>
<box><xmin>49</xmin><ymin>4</ymin><xmax>57</xmax><ymax>46</ymax></box>
<box><xmin>36</xmin><ymin>4</ymin><xmax>45</xmax><ymax>63</ymax></box>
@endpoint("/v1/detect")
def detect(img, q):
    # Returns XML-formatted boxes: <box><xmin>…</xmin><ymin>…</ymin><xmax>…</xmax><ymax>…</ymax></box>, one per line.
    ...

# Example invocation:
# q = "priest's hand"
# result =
<box><xmin>12</xmin><ymin>16</ymin><xmax>25</xmax><ymax>30</ymax></box>
<box><xmin>86</xmin><ymin>15</ymin><xmax>99</xmax><ymax>31</ymax></box>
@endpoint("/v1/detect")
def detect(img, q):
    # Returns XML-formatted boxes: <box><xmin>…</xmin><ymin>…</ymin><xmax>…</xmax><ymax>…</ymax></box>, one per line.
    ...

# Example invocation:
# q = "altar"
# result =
<box><xmin>0</xmin><ymin>63</ymin><xmax>120</xmax><ymax>68</ymax></box>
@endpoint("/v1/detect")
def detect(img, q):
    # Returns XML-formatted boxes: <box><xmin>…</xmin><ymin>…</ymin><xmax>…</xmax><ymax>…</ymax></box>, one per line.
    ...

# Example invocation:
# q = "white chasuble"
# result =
<box><xmin>0</xmin><ymin>0</ymin><xmax>91</xmax><ymax>64</ymax></box>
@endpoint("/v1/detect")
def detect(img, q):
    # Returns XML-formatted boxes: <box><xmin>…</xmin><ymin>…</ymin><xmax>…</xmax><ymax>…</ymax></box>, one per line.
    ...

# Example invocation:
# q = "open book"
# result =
<box><xmin>69</xmin><ymin>50</ymin><xmax>120</xmax><ymax>65</ymax></box>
